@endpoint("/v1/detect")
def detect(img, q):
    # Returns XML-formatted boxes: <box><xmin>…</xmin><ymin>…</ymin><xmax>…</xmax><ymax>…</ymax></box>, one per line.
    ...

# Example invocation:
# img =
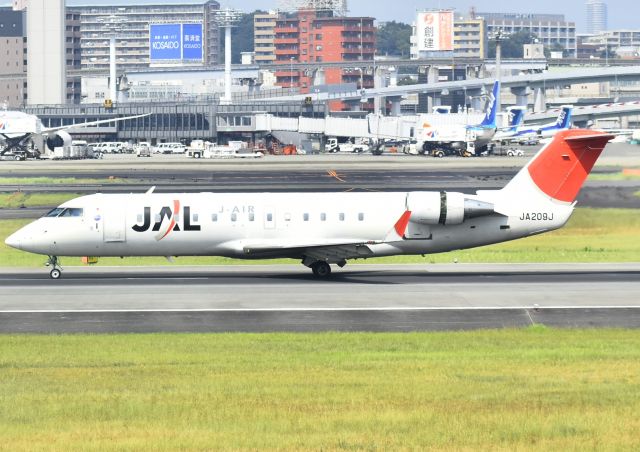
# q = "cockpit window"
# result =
<box><xmin>45</xmin><ymin>207</ymin><xmax>84</xmax><ymax>218</ymax></box>
<box><xmin>60</xmin><ymin>208</ymin><xmax>83</xmax><ymax>217</ymax></box>
<box><xmin>45</xmin><ymin>208</ymin><xmax>65</xmax><ymax>217</ymax></box>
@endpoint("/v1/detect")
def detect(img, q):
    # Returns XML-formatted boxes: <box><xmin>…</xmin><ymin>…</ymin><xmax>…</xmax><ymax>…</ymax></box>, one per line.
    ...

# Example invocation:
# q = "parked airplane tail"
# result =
<box><xmin>507</xmin><ymin>108</ymin><xmax>526</xmax><ymax>131</ymax></box>
<box><xmin>503</xmin><ymin>129</ymin><xmax>613</xmax><ymax>203</ymax></box>
<box><xmin>478</xmin><ymin>81</ymin><xmax>500</xmax><ymax>127</ymax></box>
<box><xmin>555</xmin><ymin>105</ymin><xmax>573</xmax><ymax>129</ymax></box>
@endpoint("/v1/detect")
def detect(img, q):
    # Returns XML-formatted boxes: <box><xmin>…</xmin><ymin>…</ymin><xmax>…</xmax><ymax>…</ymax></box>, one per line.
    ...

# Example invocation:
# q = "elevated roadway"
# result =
<box><xmin>255</xmin><ymin>66</ymin><xmax>640</xmax><ymax>103</ymax></box>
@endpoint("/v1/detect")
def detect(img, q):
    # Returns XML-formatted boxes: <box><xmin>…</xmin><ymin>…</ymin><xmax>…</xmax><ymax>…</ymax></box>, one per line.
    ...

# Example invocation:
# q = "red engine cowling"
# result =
<box><xmin>46</xmin><ymin>131</ymin><xmax>72</xmax><ymax>151</ymax></box>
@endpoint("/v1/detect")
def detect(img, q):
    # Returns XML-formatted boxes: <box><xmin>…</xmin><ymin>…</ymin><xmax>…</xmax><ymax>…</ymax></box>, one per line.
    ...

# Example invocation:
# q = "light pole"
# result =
<box><xmin>494</xmin><ymin>29</ymin><xmax>503</xmax><ymax>114</ymax></box>
<box><xmin>213</xmin><ymin>8</ymin><xmax>242</xmax><ymax>105</ymax></box>
<box><xmin>97</xmin><ymin>13</ymin><xmax>127</xmax><ymax>105</ymax></box>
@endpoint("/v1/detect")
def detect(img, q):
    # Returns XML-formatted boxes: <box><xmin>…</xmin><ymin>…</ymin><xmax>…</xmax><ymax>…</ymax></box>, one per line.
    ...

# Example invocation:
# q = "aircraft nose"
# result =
<box><xmin>4</xmin><ymin>231</ymin><xmax>22</xmax><ymax>250</ymax></box>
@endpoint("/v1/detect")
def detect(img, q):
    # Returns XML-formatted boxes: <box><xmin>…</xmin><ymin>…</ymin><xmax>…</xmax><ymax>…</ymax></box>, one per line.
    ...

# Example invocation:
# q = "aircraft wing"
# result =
<box><xmin>242</xmin><ymin>238</ymin><xmax>380</xmax><ymax>260</ymax></box>
<box><xmin>42</xmin><ymin>113</ymin><xmax>151</xmax><ymax>134</ymax></box>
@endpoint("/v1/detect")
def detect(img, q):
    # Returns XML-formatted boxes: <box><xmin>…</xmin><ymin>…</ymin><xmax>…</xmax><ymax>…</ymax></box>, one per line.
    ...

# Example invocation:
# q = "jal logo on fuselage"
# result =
<box><xmin>132</xmin><ymin>200</ymin><xmax>200</xmax><ymax>241</ymax></box>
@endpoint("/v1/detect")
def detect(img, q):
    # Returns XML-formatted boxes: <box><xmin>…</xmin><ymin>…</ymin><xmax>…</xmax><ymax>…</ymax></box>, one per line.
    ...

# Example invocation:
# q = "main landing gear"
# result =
<box><xmin>311</xmin><ymin>261</ymin><xmax>332</xmax><ymax>277</ymax></box>
<box><xmin>306</xmin><ymin>259</ymin><xmax>347</xmax><ymax>278</ymax></box>
<box><xmin>46</xmin><ymin>256</ymin><xmax>62</xmax><ymax>279</ymax></box>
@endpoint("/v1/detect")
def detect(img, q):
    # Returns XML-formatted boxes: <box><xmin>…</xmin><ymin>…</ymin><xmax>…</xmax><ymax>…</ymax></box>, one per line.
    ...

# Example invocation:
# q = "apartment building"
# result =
<box><xmin>274</xmin><ymin>9</ymin><xmax>375</xmax><ymax>98</ymax></box>
<box><xmin>254</xmin><ymin>12</ymin><xmax>277</xmax><ymax>64</ymax></box>
<box><xmin>69</xmin><ymin>1</ymin><xmax>220</xmax><ymax>71</ymax></box>
<box><xmin>0</xmin><ymin>7</ymin><xmax>26</xmax><ymax>107</ymax></box>
<box><xmin>453</xmin><ymin>17</ymin><xmax>486</xmax><ymax>58</ymax></box>
<box><xmin>477</xmin><ymin>12</ymin><xmax>577</xmax><ymax>57</ymax></box>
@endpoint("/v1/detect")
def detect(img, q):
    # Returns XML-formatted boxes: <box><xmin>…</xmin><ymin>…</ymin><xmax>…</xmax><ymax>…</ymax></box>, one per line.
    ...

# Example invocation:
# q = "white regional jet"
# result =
<box><xmin>0</xmin><ymin>110</ymin><xmax>149</xmax><ymax>159</ymax></box>
<box><xmin>5</xmin><ymin>129</ymin><xmax>613</xmax><ymax>279</ymax></box>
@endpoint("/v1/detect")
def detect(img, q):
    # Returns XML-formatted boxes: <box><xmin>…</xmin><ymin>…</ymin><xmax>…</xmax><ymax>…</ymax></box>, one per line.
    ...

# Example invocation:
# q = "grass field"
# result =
<box><xmin>0</xmin><ymin>192</ymin><xmax>80</xmax><ymax>209</ymax></box>
<box><xmin>0</xmin><ymin>176</ymin><xmax>124</xmax><ymax>185</ymax></box>
<box><xmin>0</xmin><ymin>329</ymin><xmax>639</xmax><ymax>450</ymax></box>
<box><xmin>588</xmin><ymin>170</ymin><xmax>640</xmax><ymax>181</ymax></box>
<box><xmin>1</xmin><ymin>208</ymin><xmax>639</xmax><ymax>267</ymax></box>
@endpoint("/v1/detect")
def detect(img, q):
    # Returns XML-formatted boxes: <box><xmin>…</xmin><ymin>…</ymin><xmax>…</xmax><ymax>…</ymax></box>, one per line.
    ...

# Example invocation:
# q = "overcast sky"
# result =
<box><xmin>1</xmin><ymin>1</ymin><xmax>635</xmax><ymax>32</ymax></box>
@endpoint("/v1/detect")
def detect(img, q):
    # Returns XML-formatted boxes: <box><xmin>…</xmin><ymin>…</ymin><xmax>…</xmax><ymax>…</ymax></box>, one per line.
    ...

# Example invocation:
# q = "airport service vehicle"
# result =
<box><xmin>97</xmin><ymin>142</ymin><xmax>128</xmax><ymax>154</ymax></box>
<box><xmin>490</xmin><ymin>147</ymin><xmax>525</xmax><ymax>157</ymax></box>
<box><xmin>187</xmin><ymin>140</ymin><xmax>263</xmax><ymax>159</ymax></box>
<box><xmin>153</xmin><ymin>143</ymin><xmax>179</xmax><ymax>154</ymax></box>
<box><xmin>0</xmin><ymin>111</ymin><xmax>147</xmax><ymax>159</ymax></box>
<box><xmin>154</xmin><ymin>142</ymin><xmax>186</xmax><ymax>154</ymax></box>
<box><xmin>417</xmin><ymin>81</ymin><xmax>500</xmax><ymax>157</ymax></box>
<box><xmin>326</xmin><ymin>138</ymin><xmax>370</xmax><ymax>154</ymax></box>
<box><xmin>5</xmin><ymin>130</ymin><xmax>613</xmax><ymax>279</ymax></box>
<box><xmin>135</xmin><ymin>142</ymin><xmax>152</xmax><ymax>157</ymax></box>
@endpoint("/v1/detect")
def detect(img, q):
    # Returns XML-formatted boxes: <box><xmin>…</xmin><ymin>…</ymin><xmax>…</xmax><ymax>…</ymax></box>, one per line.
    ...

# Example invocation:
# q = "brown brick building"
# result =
<box><xmin>273</xmin><ymin>10</ymin><xmax>375</xmax><ymax>110</ymax></box>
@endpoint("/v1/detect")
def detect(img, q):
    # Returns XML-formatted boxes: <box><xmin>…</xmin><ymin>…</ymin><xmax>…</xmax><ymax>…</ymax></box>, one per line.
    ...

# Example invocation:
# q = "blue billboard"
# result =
<box><xmin>182</xmin><ymin>23</ymin><xmax>203</xmax><ymax>61</ymax></box>
<box><xmin>149</xmin><ymin>23</ymin><xmax>203</xmax><ymax>63</ymax></box>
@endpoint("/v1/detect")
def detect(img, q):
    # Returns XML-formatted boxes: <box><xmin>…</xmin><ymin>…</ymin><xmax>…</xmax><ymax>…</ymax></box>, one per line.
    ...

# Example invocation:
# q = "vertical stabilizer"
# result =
<box><xmin>503</xmin><ymin>129</ymin><xmax>613</xmax><ymax>203</ymax></box>
<box><xmin>555</xmin><ymin>105</ymin><xmax>573</xmax><ymax>129</ymax></box>
<box><xmin>507</xmin><ymin>107</ymin><xmax>526</xmax><ymax>131</ymax></box>
<box><xmin>479</xmin><ymin>81</ymin><xmax>500</xmax><ymax>127</ymax></box>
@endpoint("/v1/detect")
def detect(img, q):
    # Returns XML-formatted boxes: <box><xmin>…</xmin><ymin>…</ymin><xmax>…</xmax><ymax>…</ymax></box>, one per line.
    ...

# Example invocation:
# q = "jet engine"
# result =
<box><xmin>407</xmin><ymin>191</ymin><xmax>495</xmax><ymax>225</ymax></box>
<box><xmin>46</xmin><ymin>131</ymin><xmax>72</xmax><ymax>151</ymax></box>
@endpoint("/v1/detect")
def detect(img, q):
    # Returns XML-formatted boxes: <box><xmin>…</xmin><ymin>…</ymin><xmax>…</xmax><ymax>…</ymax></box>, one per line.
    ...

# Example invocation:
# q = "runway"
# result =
<box><xmin>1</xmin><ymin>264</ymin><xmax>638</xmax><ymax>333</ymax></box>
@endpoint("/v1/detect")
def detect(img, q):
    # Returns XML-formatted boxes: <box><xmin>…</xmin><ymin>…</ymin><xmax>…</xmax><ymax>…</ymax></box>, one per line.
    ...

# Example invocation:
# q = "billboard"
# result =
<box><xmin>150</xmin><ymin>23</ymin><xmax>203</xmax><ymax>63</ymax></box>
<box><xmin>416</xmin><ymin>11</ymin><xmax>454</xmax><ymax>52</ymax></box>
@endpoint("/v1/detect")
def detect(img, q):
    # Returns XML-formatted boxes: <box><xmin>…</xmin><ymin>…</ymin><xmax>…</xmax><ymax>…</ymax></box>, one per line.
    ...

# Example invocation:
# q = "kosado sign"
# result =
<box><xmin>150</xmin><ymin>23</ymin><xmax>203</xmax><ymax>63</ymax></box>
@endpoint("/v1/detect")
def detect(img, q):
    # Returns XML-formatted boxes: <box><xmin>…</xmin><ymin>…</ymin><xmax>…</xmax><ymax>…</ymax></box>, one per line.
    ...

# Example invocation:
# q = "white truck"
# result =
<box><xmin>326</xmin><ymin>137</ymin><xmax>370</xmax><ymax>153</ymax></box>
<box><xmin>186</xmin><ymin>140</ymin><xmax>263</xmax><ymax>159</ymax></box>
<box><xmin>135</xmin><ymin>142</ymin><xmax>152</xmax><ymax>157</ymax></box>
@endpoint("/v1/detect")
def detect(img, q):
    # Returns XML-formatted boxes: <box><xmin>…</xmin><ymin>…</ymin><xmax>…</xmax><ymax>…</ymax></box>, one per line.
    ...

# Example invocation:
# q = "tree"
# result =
<box><xmin>376</xmin><ymin>21</ymin><xmax>412</xmax><ymax>58</ymax></box>
<box><xmin>487</xmin><ymin>30</ymin><xmax>538</xmax><ymax>58</ymax></box>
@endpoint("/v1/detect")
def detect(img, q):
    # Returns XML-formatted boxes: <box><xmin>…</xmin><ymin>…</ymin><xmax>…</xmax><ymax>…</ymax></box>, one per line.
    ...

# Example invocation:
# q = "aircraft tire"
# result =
<box><xmin>311</xmin><ymin>262</ymin><xmax>331</xmax><ymax>277</ymax></box>
<box><xmin>49</xmin><ymin>268</ymin><xmax>61</xmax><ymax>279</ymax></box>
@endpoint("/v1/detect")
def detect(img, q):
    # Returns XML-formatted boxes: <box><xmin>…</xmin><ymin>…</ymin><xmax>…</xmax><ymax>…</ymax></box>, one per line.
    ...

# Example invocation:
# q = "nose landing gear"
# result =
<box><xmin>46</xmin><ymin>256</ymin><xmax>62</xmax><ymax>279</ymax></box>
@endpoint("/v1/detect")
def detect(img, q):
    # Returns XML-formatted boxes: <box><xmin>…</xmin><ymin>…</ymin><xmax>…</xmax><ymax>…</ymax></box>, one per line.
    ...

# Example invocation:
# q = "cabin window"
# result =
<box><xmin>267</xmin><ymin>213</ymin><xmax>273</xmax><ymax>222</ymax></box>
<box><xmin>249</xmin><ymin>213</ymin><xmax>255</xmax><ymax>221</ymax></box>
<box><xmin>320</xmin><ymin>213</ymin><xmax>326</xmax><ymax>221</ymax></box>
<box><xmin>231</xmin><ymin>213</ymin><xmax>237</xmax><ymax>222</ymax></box>
<box><xmin>358</xmin><ymin>213</ymin><xmax>364</xmax><ymax>221</ymax></box>
<box><xmin>339</xmin><ymin>213</ymin><xmax>345</xmax><ymax>221</ymax></box>
<box><xmin>303</xmin><ymin>213</ymin><xmax>309</xmax><ymax>221</ymax></box>
<box><xmin>212</xmin><ymin>213</ymin><xmax>218</xmax><ymax>222</ymax></box>
<box><xmin>284</xmin><ymin>213</ymin><xmax>291</xmax><ymax>222</ymax></box>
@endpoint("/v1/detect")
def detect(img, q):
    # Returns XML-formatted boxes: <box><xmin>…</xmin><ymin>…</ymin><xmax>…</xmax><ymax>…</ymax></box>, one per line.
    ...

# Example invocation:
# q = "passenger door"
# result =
<box><xmin>103</xmin><ymin>203</ymin><xmax>126</xmax><ymax>242</ymax></box>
